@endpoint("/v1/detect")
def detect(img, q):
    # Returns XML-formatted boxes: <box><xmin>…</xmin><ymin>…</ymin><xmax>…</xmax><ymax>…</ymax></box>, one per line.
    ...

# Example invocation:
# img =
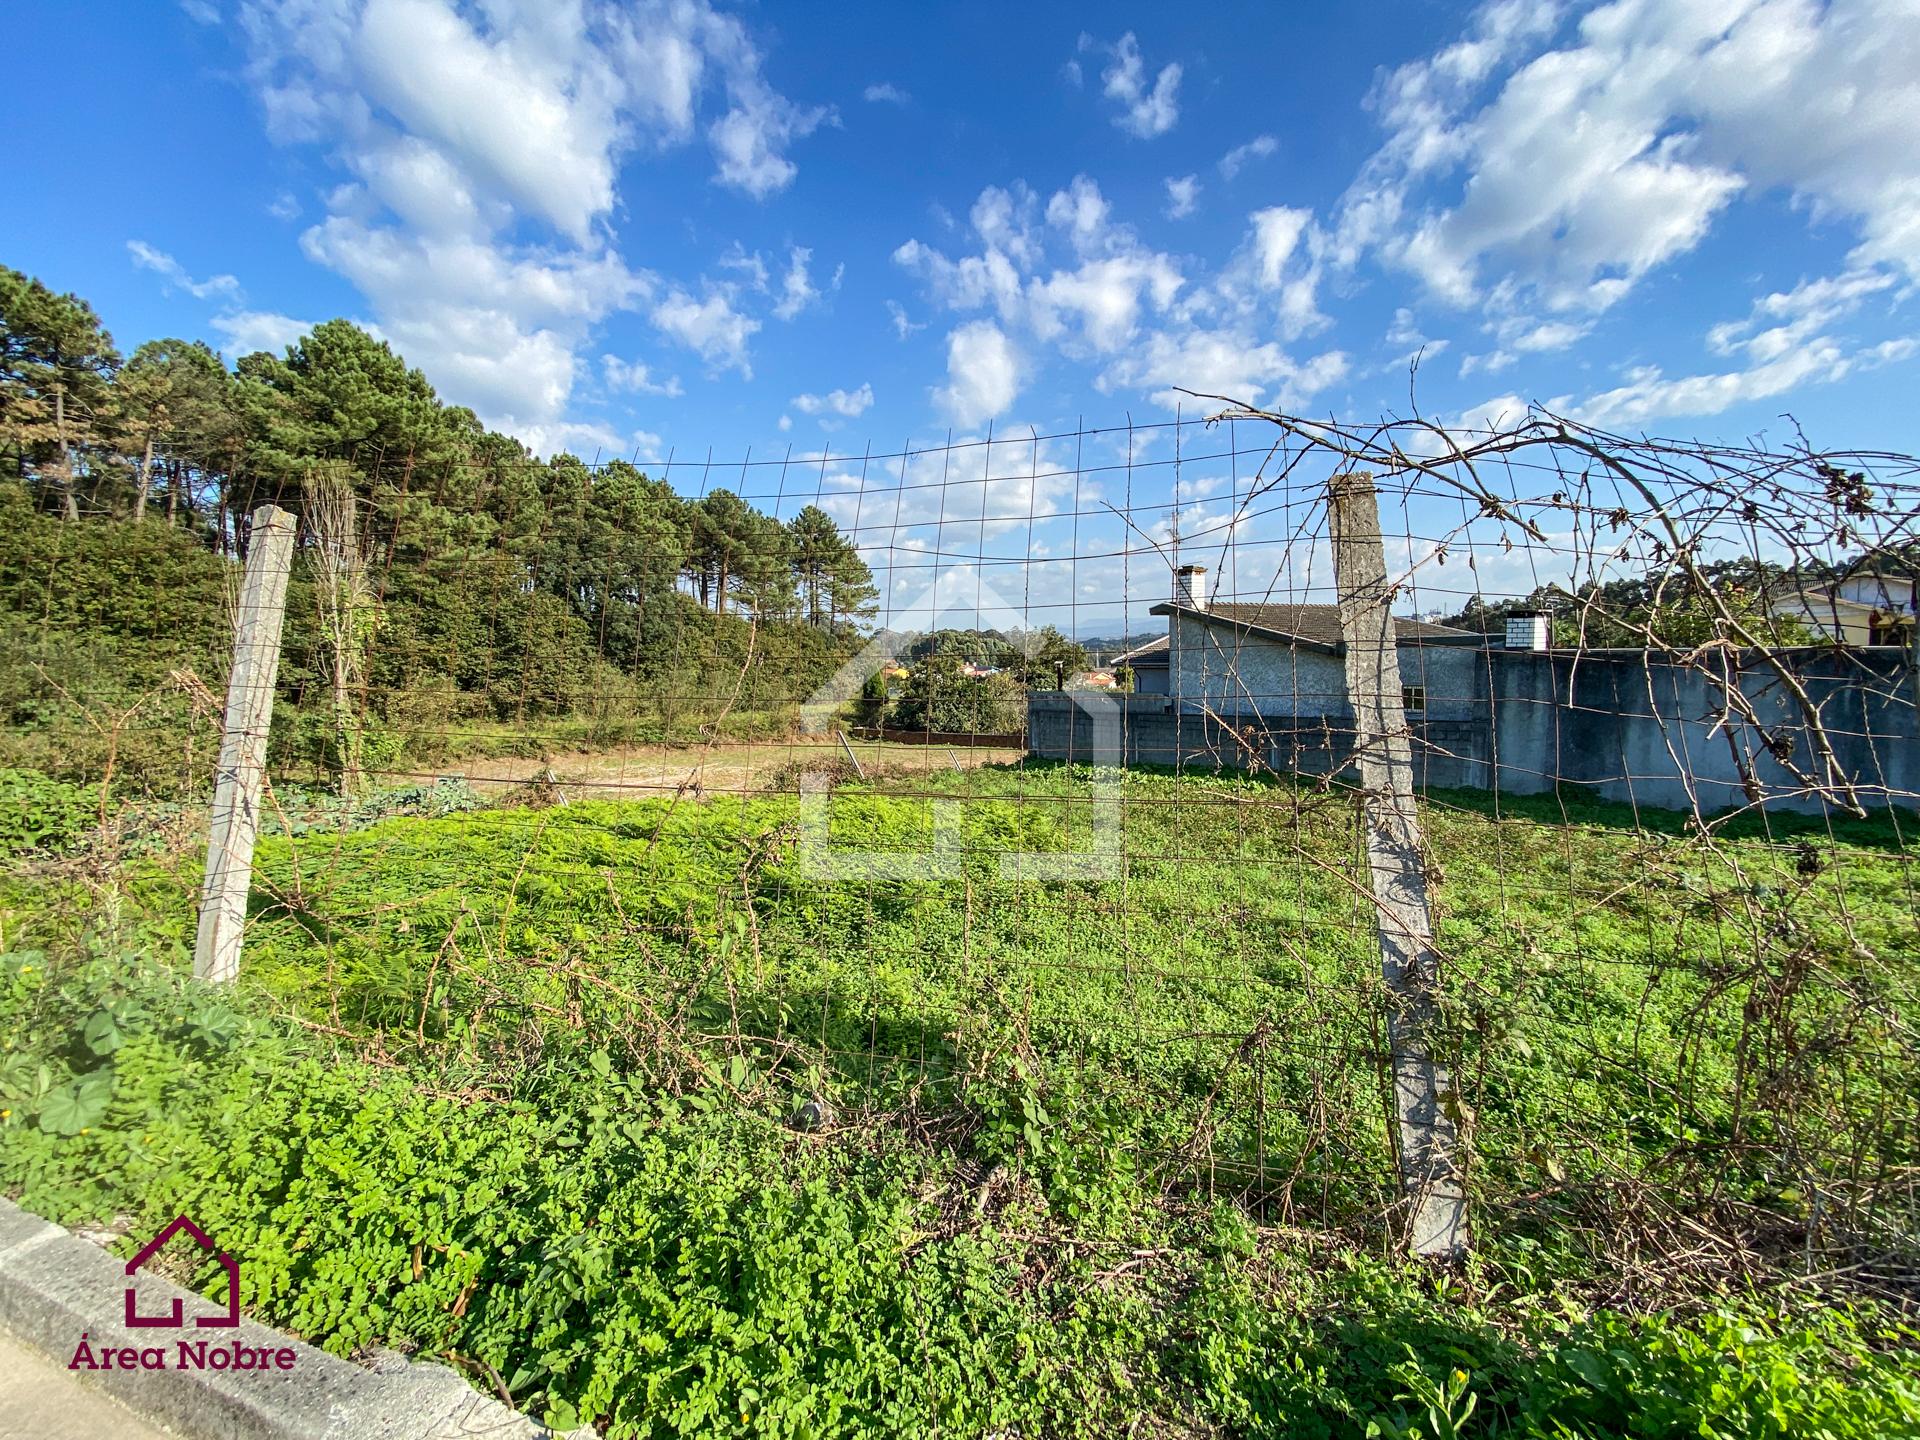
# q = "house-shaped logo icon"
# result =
<box><xmin>124</xmin><ymin>1215</ymin><xmax>240</xmax><ymax>1329</ymax></box>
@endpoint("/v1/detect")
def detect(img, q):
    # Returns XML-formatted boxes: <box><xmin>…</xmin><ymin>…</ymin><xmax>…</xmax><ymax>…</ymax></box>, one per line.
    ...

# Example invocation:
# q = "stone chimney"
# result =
<box><xmin>1175</xmin><ymin>564</ymin><xmax>1208</xmax><ymax>612</ymax></box>
<box><xmin>1504</xmin><ymin>611</ymin><xmax>1549</xmax><ymax>651</ymax></box>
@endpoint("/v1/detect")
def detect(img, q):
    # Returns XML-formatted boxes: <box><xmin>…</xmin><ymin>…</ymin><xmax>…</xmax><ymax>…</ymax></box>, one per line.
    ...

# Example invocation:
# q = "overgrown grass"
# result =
<box><xmin>2</xmin><ymin>763</ymin><xmax>1917</xmax><ymax>1436</ymax></box>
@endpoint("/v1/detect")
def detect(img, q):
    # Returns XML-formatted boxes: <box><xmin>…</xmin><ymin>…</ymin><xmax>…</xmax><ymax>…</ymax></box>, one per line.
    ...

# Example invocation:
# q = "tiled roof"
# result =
<box><xmin>1149</xmin><ymin>601</ymin><xmax>1481</xmax><ymax>651</ymax></box>
<box><xmin>1111</xmin><ymin>634</ymin><xmax>1170</xmax><ymax>665</ymax></box>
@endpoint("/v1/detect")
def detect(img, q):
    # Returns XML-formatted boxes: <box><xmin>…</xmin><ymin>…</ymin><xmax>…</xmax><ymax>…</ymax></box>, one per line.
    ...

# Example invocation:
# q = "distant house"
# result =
<box><xmin>1770</xmin><ymin>565</ymin><xmax>1917</xmax><ymax>646</ymax></box>
<box><xmin>1109</xmin><ymin>634</ymin><xmax>1170</xmax><ymax>694</ymax></box>
<box><xmin>1149</xmin><ymin>565</ymin><xmax>1483</xmax><ymax>720</ymax></box>
<box><xmin>1028</xmin><ymin>563</ymin><xmax>1917</xmax><ymax>816</ymax></box>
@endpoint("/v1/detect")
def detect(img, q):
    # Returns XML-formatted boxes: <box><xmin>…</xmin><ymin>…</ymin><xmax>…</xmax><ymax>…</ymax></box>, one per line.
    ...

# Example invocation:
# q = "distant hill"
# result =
<box><xmin>1077</xmin><ymin>631</ymin><xmax>1161</xmax><ymax>661</ymax></box>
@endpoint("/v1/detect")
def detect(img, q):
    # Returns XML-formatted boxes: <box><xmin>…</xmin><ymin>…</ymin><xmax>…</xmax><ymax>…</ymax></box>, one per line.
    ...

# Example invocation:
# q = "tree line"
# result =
<box><xmin>0</xmin><ymin>265</ymin><xmax>877</xmax><ymax>628</ymax></box>
<box><xmin>0</xmin><ymin>263</ymin><xmax>895</xmax><ymax>793</ymax></box>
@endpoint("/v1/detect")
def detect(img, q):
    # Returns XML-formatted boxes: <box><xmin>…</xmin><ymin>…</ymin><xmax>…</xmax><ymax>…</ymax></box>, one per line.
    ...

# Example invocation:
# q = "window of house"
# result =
<box><xmin>1402</xmin><ymin>684</ymin><xmax>1427</xmax><ymax>713</ymax></box>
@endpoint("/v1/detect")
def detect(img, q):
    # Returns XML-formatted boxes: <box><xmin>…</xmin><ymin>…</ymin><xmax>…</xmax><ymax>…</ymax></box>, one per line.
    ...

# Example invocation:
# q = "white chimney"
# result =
<box><xmin>1175</xmin><ymin>564</ymin><xmax>1208</xmax><ymax>612</ymax></box>
<box><xmin>1505</xmin><ymin>612</ymin><xmax>1549</xmax><ymax>651</ymax></box>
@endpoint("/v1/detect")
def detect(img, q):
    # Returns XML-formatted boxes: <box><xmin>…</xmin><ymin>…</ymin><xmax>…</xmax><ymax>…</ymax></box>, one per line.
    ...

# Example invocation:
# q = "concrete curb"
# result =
<box><xmin>0</xmin><ymin>1198</ymin><xmax>551</xmax><ymax>1440</ymax></box>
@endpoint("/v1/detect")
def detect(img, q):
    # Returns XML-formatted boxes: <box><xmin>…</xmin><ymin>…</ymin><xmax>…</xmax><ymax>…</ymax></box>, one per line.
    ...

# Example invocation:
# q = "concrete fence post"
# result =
<box><xmin>193</xmin><ymin>505</ymin><xmax>297</xmax><ymax>984</ymax></box>
<box><xmin>1327</xmin><ymin>471</ymin><xmax>1470</xmax><ymax>1259</ymax></box>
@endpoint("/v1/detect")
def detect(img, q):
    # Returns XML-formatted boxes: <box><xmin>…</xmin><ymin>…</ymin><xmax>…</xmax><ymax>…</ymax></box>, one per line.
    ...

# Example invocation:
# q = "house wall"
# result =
<box><xmin>1130</xmin><ymin>662</ymin><xmax>1170</xmax><ymax>695</ymax></box>
<box><xmin>1166</xmin><ymin>615</ymin><xmax>1481</xmax><ymax>719</ymax></box>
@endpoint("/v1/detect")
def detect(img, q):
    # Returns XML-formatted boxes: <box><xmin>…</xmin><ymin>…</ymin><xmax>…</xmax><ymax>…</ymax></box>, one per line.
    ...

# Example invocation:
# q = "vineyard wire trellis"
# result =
<box><xmin>10</xmin><ymin>404</ymin><xmax>1920</xmax><ymax>1289</ymax></box>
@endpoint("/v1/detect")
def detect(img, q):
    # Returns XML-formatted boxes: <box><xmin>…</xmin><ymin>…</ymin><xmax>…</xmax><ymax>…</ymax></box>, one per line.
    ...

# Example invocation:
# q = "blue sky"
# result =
<box><xmin>8</xmin><ymin>0</ymin><xmax>1919</xmax><ymax>634</ymax></box>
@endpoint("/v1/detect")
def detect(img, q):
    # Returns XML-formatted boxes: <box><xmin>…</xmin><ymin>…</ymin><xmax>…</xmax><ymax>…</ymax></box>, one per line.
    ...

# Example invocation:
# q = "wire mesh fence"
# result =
<box><xmin>5</xmin><ymin>403</ymin><xmax>1918</xmax><ymax>1297</ymax></box>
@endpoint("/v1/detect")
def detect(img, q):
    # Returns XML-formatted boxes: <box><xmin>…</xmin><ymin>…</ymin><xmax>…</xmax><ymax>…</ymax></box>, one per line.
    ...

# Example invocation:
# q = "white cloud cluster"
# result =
<box><xmin>211</xmin><ymin>311</ymin><xmax>314</xmax><ymax>356</ymax></box>
<box><xmin>933</xmin><ymin>322</ymin><xmax>1023</xmax><ymax>429</ymax></box>
<box><xmin>601</xmin><ymin>354</ymin><xmax>683</xmax><ymax>397</ymax></box>
<box><xmin>1705</xmin><ymin>269</ymin><xmax>1895</xmax><ymax>363</ymax></box>
<box><xmin>895</xmin><ymin>174</ymin><xmax>1347</xmax><ymax>422</ymax></box>
<box><xmin>1218</xmin><ymin>134</ymin><xmax>1277</xmax><ymax>179</ymax></box>
<box><xmin>1077</xmin><ymin>32</ymin><xmax>1183</xmax><ymax>138</ymax></box>
<box><xmin>128</xmin><ymin>240</ymin><xmax>315</xmax><ymax>360</ymax></box>
<box><xmin>792</xmin><ymin>382</ymin><xmax>874</xmax><ymax>419</ymax></box>
<box><xmin>127</xmin><ymin>240</ymin><xmax>242</xmax><ymax>301</ymax></box>
<box><xmin>1163</xmin><ymin>174</ymin><xmax>1200</xmax><ymax>219</ymax></box>
<box><xmin>1573</xmin><ymin>268</ymin><xmax>1914</xmax><ymax>425</ymax></box>
<box><xmin>246</xmin><ymin>0</ymin><xmax>828</xmax><ymax>223</ymax></box>
<box><xmin>1337</xmin><ymin>0</ymin><xmax>1920</xmax><ymax>322</ymax></box>
<box><xmin>651</xmin><ymin>289</ymin><xmax>760</xmax><ymax>376</ymax></box>
<box><xmin>236</xmin><ymin>0</ymin><xmax>830</xmax><ymax>446</ymax></box>
<box><xmin>773</xmin><ymin>246</ymin><xmax>826</xmax><ymax>321</ymax></box>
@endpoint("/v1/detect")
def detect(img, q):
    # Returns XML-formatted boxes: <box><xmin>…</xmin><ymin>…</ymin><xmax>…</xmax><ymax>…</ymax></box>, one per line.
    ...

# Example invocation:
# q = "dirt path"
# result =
<box><xmin>417</xmin><ymin>736</ymin><xmax>1027</xmax><ymax>802</ymax></box>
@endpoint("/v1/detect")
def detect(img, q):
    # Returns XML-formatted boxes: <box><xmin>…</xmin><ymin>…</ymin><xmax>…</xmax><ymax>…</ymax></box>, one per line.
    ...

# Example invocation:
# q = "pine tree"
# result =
<box><xmin>0</xmin><ymin>267</ymin><xmax>121</xmax><ymax>518</ymax></box>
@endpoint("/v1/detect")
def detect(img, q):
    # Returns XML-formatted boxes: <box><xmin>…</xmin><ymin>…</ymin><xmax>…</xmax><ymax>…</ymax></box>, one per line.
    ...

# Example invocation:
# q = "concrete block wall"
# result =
<box><xmin>1026</xmin><ymin>693</ymin><xmax>1491</xmax><ymax>790</ymax></box>
<box><xmin>1031</xmin><ymin>645</ymin><xmax>1916</xmax><ymax>818</ymax></box>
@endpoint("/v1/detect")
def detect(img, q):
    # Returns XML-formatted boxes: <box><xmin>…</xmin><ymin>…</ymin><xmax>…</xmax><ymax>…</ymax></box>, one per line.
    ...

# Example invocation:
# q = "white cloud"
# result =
<box><xmin>180</xmin><ymin>0</ymin><xmax>219</xmax><ymax>24</ymax></box>
<box><xmin>934</xmin><ymin>321</ymin><xmax>1021</xmax><ymax>426</ymax></box>
<box><xmin>1706</xmin><ymin>268</ymin><xmax>1895</xmax><ymax>361</ymax></box>
<box><xmin>127</xmin><ymin>240</ymin><xmax>242</xmax><ymax>301</ymax></box>
<box><xmin>1218</xmin><ymin>134</ymin><xmax>1277</xmax><ymax>179</ymax></box>
<box><xmin>886</xmin><ymin>299</ymin><xmax>925</xmax><ymax>339</ymax></box>
<box><xmin>709</xmin><ymin>89</ymin><xmax>833</xmax><ymax>199</ymax></box>
<box><xmin>601</xmin><ymin>354</ymin><xmax>683</xmax><ymax>397</ymax></box>
<box><xmin>346</xmin><ymin>0</ymin><xmax>622</xmax><ymax>242</ymax></box>
<box><xmin>1334</xmin><ymin>0</ymin><xmax>1920</xmax><ymax>324</ymax></box>
<box><xmin>791</xmin><ymin>382</ymin><xmax>874</xmax><ymax>418</ymax></box>
<box><xmin>1217</xmin><ymin>206</ymin><xmax>1325</xmax><ymax>338</ymax></box>
<box><xmin>1572</xmin><ymin>282</ymin><xmax>1917</xmax><ymax>428</ymax></box>
<box><xmin>235</xmin><ymin>0</ymin><xmax>833</xmax><ymax>444</ymax></box>
<box><xmin>1386</xmin><ymin>307</ymin><xmax>1425</xmax><ymax>346</ymax></box>
<box><xmin>1045</xmin><ymin>174</ymin><xmax>1112</xmax><ymax>253</ymax></box>
<box><xmin>267</xmin><ymin>192</ymin><xmax>301</xmax><ymax>222</ymax></box>
<box><xmin>1382</xmin><ymin>307</ymin><xmax>1451</xmax><ymax>367</ymax></box>
<box><xmin>863</xmin><ymin>82</ymin><xmax>909</xmax><ymax>104</ymax></box>
<box><xmin>970</xmin><ymin>182</ymin><xmax>1043</xmax><ymax>268</ymax></box>
<box><xmin>1164</xmin><ymin>174</ymin><xmax>1200</xmax><ymax>219</ymax></box>
<box><xmin>1575</xmin><ymin>346</ymin><xmax>1846</xmax><ymax>427</ymax></box>
<box><xmin>243</xmin><ymin>0</ymin><xmax>831</xmax><ymax>227</ymax></box>
<box><xmin>898</xmin><ymin>176</ymin><xmax>1188</xmax><ymax>362</ymax></box>
<box><xmin>778</xmin><ymin>413</ymin><xmax>792</xmax><ymax>431</ymax></box>
<box><xmin>1100</xmin><ymin>328</ymin><xmax>1348</xmax><ymax>411</ymax></box>
<box><xmin>511</xmin><ymin>419</ymin><xmax>660</xmax><ymax>460</ymax></box>
<box><xmin>1095</xmin><ymin>32</ymin><xmax>1182</xmax><ymax>138</ymax></box>
<box><xmin>211</xmin><ymin>310</ymin><xmax>312</xmax><ymax>356</ymax></box>
<box><xmin>1493</xmin><ymin>316</ymin><xmax>1591</xmax><ymax>354</ymax></box>
<box><xmin>651</xmin><ymin>288</ymin><xmax>759</xmax><ymax>374</ymax></box>
<box><xmin>718</xmin><ymin>243</ymin><xmax>771</xmax><ymax>290</ymax></box>
<box><xmin>299</xmin><ymin>212</ymin><xmax>651</xmax><ymax>429</ymax></box>
<box><xmin>772</xmin><ymin>245</ymin><xmax>822</xmax><ymax>321</ymax></box>
<box><xmin>1249</xmin><ymin>207</ymin><xmax>1310</xmax><ymax>287</ymax></box>
<box><xmin>1450</xmin><ymin>392</ymin><xmax>1535</xmax><ymax>435</ymax></box>
<box><xmin>1029</xmin><ymin>254</ymin><xmax>1184</xmax><ymax>354</ymax></box>
<box><xmin>1459</xmin><ymin>349</ymin><xmax>1515</xmax><ymax>376</ymax></box>
<box><xmin>896</xmin><ymin>179</ymin><xmax>1362</xmax><ymax>416</ymax></box>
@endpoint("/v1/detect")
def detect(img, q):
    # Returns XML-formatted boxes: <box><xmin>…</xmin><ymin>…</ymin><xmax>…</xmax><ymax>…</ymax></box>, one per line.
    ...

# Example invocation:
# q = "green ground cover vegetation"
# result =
<box><xmin>3</xmin><ymin>764</ymin><xmax>1916</xmax><ymax>1437</ymax></box>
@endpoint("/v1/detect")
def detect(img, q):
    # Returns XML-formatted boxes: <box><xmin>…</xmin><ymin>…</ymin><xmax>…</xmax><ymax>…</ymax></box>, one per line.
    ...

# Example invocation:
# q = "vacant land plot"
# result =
<box><xmin>3</xmin><ymin>763</ymin><xmax>1916</xmax><ymax>1437</ymax></box>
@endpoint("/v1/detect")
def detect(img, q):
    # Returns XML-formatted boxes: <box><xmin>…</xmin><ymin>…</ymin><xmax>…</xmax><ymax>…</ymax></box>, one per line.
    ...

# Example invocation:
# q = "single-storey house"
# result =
<box><xmin>1109</xmin><ymin>634</ymin><xmax>1170</xmax><ymax>693</ymax></box>
<box><xmin>1028</xmin><ymin>564</ymin><xmax>1917</xmax><ymax>815</ymax></box>
<box><xmin>1770</xmin><ymin>564</ymin><xmax>1917</xmax><ymax>646</ymax></box>
<box><xmin>1148</xmin><ymin>565</ymin><xmax>1484</xmax><ymax>720</ymax></box>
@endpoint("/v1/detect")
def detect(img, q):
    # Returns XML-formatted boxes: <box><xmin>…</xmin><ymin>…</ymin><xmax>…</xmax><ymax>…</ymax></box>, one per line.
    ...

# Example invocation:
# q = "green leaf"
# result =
<box><xmin>38</xmin><ymin>1069</ymin><xmax>113</xmax><ymax>1136</ymax></box>
<box><xmin>82</xmin><ymin>1009</ymin><xmax>123</xmax><ymax>1056</ymax></box>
